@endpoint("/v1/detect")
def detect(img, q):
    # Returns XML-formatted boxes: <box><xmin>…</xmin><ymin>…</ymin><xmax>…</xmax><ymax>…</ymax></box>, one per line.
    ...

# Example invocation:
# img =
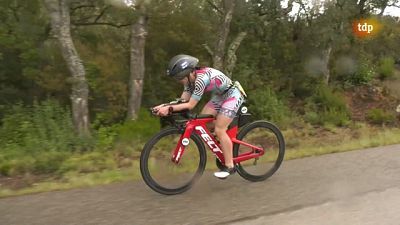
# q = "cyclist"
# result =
<box><xmin>153</xmin><ymin>54</ymin><xmax>246</xmax><ymax>179</ymax></box>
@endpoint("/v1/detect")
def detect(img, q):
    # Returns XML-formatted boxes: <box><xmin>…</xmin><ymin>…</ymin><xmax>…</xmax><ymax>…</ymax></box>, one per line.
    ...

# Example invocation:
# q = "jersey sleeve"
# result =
<box><xmin>191</xmin><ymin>74</ymin><xmax>210</xmax><ymax>101</ymax></box>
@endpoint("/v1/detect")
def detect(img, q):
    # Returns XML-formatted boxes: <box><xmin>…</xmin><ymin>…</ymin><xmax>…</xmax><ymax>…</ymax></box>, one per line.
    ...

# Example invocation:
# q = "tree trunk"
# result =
<box><xmin>224</xmin><ymin>31</ymin><xmax>247</xmax><ymax>78</ymax></box>
<box><xmin>44</xmin><ymin>0</ymin><xmax>90</xmax><ymax>137</ymax></box>
<box><xmin>126</xmin><ymin>5</ymin><xmax>147</xmax><ymax>120</ymax></box>
<box><xmin>322</xmin><ymin>46</ymin><xmax>332</xmax><ymax>85</ymax></box>
<box><xmin>213</xmin><ymin>0</ymin><xmax>235</xmax><ymax>71</ymax></box>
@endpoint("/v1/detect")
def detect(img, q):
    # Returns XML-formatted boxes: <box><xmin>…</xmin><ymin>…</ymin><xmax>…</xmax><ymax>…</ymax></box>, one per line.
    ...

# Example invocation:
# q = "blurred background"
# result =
<box><xmin>0</xmin><ymin>0</ymin><xmax>400</xmax><ymax>196</ymax></box>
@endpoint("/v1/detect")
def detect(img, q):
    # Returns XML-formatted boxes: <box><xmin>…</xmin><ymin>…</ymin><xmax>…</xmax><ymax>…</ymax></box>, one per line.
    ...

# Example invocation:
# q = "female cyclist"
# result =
<box><xmin>153</xmin><ymin>54</ymin><xmax>246</xmax><ymax>179</ymax></box>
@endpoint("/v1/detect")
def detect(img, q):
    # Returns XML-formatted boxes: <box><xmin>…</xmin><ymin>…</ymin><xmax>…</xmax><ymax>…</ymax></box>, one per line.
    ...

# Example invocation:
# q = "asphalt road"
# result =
<box><xmin>0</xmin><ymin>144</ymin><xmax>399</xmax><ymax>225</ymax></box>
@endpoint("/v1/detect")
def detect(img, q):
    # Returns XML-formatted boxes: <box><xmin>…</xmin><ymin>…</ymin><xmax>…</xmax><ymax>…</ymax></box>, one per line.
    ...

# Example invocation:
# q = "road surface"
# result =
<box><xmin>0</xmin><ymin>144</ymin><xmax>399</xmax><ymax>225</ymax></box>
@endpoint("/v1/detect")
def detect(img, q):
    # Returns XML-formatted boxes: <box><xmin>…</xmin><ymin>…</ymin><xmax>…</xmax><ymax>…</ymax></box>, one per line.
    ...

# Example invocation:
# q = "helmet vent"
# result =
<box><xmin>181</xmin><ymin>61</ymin><xmax>188</xmax><ymax>69</ymax></box>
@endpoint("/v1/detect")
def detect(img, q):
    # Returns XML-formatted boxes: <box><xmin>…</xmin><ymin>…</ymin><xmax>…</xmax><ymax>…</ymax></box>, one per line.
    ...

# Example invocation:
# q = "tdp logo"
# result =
<box><xmin>358</xmin><ymin>22</ymin><xmax>373</xmax><ymax>33</ymax></box>
<box><xmin>352</xmin><ymin>18</ymin><xmax>381</xmax><ymax>38</ymax></box>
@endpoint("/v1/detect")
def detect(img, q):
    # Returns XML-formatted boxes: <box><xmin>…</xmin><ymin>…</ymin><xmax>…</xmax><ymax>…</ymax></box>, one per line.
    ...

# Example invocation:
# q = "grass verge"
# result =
<box><xmin>285</xmin><ymin>125</ymin><xmax>400</xmax><ymax>160</ymax></box>
<box><xmin>1</xmin><ymin>124</ymin><xmax>400</xmax><ymax>198</ymax></box>
<box><xmin>0</xmin><ymin>161</ymin><xmax>140</xmax><ymax>198</ymax></box>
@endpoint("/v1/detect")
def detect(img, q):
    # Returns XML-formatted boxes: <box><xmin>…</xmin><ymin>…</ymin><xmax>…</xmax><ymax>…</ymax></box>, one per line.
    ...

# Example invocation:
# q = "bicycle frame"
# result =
<box><xmin>171</xmin><ymin>117</ymin><xmax>265</xmax><ymax>165</ymax></box>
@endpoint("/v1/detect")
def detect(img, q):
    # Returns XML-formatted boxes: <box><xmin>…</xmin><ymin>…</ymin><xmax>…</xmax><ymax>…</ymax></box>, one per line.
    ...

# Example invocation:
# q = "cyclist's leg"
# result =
<box><xmin>201</xmin><ymin>102</ymin><xmax>219</xmax><ymax>115</ymax></box>
<box><xmin>201</xmin><ymin>96</ymin><xmax>220</xmax><ymax>132</ymax></box>
<box><xmin>214</xmin><ymin>114</ymin><xmax>234</xmax><ymax>167</ymax></box>
<box><xmin>214</xmin><ymin>89</ymin><xmax>245</xmax><ymax>178</ymax></box>
<box><xmin>214</xmin><ymin>113</ymin><xmax>237</xmax><ymax>179</ymax></box>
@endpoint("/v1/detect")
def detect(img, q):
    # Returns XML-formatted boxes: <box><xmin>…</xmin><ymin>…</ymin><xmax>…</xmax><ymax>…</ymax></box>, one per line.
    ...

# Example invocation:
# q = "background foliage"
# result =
<box><xmin>0</xmin><ymin>0</ymin><xmax>399</xmax><ymax>179</ymax></box>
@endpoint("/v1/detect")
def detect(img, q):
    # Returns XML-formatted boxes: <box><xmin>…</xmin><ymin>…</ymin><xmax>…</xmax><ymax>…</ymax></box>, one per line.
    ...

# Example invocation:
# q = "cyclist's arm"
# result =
<box><xmin>170</xmin><ymin>76</ymin><xmax>206</xmax><ymax>111</ymax></box>
<box><xmin>170</xmin><ymin>98</ymin><xmax>199</xmax><ymax>111</ymax></box>
<box><xmin>153</xmin><ymin>91</ymin><xmax>190</xmax><ymax>112</ymax></box>
<box><xmin>165</xmin><ymin>74</ymin><xmax>208</xmax><ymax>113</ymax></box>
<box><xmin>180</xmin><ymin>91</ymin><xmax>191</xmax><ymax>101</ymax></box>
<box><xmin>154</xmin><ymin>87</ymin><xmax>190</xmax><ymax>110</ymax></box>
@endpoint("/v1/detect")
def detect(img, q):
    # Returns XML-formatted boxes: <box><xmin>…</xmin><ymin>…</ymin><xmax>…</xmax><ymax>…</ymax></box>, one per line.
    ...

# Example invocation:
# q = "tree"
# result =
<box><xmin>67</xmin><ymin>0</ymin><xmax>149</xmax><ymax>121</ymax></box>
<box><xmin>127</xmin><ymin>1</ymin><xmax>148</xmax><ymax>120</ymax></box>
<box><xmin>205</xmin><ymin>0</ymin><xmax>246</xmax><ymax>77</ymax></box>
<box><xmin>213</xmin><ymin>0</ymin><xmax>235</xmax><ymax>71</ymax></box>
<box><xmin>44</xmin><ymin>0</ymin><xmax>90</xmax><ymax>137</ymax></box>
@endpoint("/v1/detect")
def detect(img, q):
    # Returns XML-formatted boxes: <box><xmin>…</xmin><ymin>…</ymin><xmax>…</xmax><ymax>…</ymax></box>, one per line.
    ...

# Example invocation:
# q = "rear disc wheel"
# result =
<box><xmin>233</xmin><ymin>121</ymin><xmax>285</xmax><ymax>182</ymax></box>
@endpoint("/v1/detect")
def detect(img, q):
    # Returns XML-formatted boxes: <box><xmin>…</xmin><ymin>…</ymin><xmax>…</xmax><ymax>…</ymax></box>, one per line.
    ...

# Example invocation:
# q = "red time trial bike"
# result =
<box><xmin>140</xmin><ymin>99</ymin><xmax>285</xmax><ymax>195</ymax></box>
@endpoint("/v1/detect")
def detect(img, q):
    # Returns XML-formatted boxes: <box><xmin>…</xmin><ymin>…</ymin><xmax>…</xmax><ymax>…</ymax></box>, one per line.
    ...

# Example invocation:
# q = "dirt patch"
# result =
<box><xmin>344</xmin><ymin>84</ymin><xmax>400</xmax><ymax>122</ymax></box>
<box><xmin>382</xmin><ymin>69</ymin><xmax>400</xmax><ymax>99</ymax></box>
<box><xmin>303</xmin><ymin>126</ymin><xmax>357</xmax><ymax>147</ymax></box>
<box><xmin>0</xmin><ymin>174</ymin><xmax>52</xmax><ymax>190</ymax></box>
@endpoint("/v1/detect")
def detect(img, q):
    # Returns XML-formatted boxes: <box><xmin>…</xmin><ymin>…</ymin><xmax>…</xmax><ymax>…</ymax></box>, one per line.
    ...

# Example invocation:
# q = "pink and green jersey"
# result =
<box><xmin>184</xmin><ymin>67</ymin><xmax>245</xmax><ymax>118</ymax></box>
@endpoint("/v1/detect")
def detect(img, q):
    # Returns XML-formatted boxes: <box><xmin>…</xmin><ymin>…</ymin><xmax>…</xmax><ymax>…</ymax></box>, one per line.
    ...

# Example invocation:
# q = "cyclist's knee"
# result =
<box><xmin>214</xmin><ymin>126</ymin><xmax>227</xmax><ymax>137</ymax></box>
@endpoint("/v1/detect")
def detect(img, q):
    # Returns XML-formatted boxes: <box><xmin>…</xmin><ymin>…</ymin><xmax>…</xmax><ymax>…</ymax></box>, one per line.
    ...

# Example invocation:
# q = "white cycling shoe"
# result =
<box><xmin>214</xmin><ymin>166</ymin><xmax>236</xmax><ymax>179</ymax></box>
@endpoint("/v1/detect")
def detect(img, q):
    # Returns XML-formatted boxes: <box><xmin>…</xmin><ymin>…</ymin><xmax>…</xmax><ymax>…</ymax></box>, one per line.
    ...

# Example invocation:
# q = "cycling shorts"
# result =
<box><xmin>206</xmin><ymin>87</ymin><xmax>245</xmax><ymax>118</ymax></box>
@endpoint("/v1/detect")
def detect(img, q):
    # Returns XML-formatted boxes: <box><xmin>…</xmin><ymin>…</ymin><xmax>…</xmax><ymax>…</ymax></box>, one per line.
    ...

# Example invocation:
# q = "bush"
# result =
<box><xmin>304</xmin><ymin>111</ymin><xmax>320</xmax><ymax>125</ymax></box>
<box><xmin>0</xmin><ymin>100</ymin><xmax>90</xmax><ymax>153</ymax></box>
<box><xmin>305</xmin><ymin>107</ymin><xmax>350</xmax><ymax>127</ymax></box>
<box><xmin>346</xmin><ymin>58</ymin><xmax>375</xmax><ymax>86</ymax></box>
<box><xmin>320</xmin><ymin>109</ymin><xmax>351</xmax><ymax>127</ymax></box>
<box><xmin>33</xmin><ymin>151</ymin><xmax>69</xmax><ymax>174</ymax></box>
<box><xmin>366</xmin><ymin>108</ymin><xmax>396</xmax><ymax>125</ymax></box>
<box><xmin>247</xmin><ymin>87</ymin><xmax>292</xmax><ymax>127</ymax></box>
<box><xmin>0</xmin><ymin>103</ymin><xmax>162</xmax><ymax>177</ymax></box>
<box><xmin>94</xmin><ymin>125</ymin><xmax>118</xmax><ymax>151</ymax></box>
<box><xmin>113</xmin><ymin>108</ymin><xmax>161</xmax><ymax>143</ymax></box>
<box><xmin>0</xmin><ymin>100</ymin><xmax>93</xmax><ymax>176</ymax></box>
<box><xmin>304</xmin><ymin>85</ymin><xmax>350</xmax><ymax>126</ymax></box>
<box><xmin>378</xmin><ymin>57</ymin><xmax>395</xmax><ymax>80</ymax></box>
<box><xmin>0</xmin><ymin>156</ymin><xmax>35</xmax><ymax>176</ymax></box>
<box><xmin>90</xmin><ymin>107</ymin><xmax>161</xmax><ymax>162</ymax></box>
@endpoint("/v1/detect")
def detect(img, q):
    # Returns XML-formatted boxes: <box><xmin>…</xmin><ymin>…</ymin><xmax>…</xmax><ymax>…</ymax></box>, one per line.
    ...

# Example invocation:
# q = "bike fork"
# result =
<box><xmin>171</xmin><ymin>125</ymin><xmax>194</xmax><ymax>164</ymax></box>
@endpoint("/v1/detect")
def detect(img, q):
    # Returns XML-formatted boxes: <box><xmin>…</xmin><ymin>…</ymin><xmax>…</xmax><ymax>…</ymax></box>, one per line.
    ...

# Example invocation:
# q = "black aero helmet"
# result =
<box><xmin>167</xmin><ymin>54</ymin><xmax>199</xmax><ymax>80</ymax></box>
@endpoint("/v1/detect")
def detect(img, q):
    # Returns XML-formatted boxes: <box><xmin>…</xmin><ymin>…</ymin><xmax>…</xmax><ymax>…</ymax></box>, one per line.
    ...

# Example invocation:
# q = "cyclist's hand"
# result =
<box><xmin>153</xmin><ymin>104</ymin><xmax>166</xmax><ymax>111</ymax></box>
<box><xmin>157</xmin><ymin>106</ymin><xmax>170</xmax><ymax>116</ymax></box>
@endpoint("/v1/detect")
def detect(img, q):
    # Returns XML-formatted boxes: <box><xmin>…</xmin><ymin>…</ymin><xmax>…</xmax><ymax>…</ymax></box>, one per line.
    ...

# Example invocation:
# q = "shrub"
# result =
<box><xmin>0</xmin><ymin>99</ymin><xmax>93</xmax><ymax>176</ymax></box>
<box><xmin>366</xmin><ymin>108</ymin><xmax>396</xmax><ymax>125</ymax></box>
<box><xmin>0</xmin><ymin>100</ymin><xmax>89</xmax><ymax>153</ymax></box>
<box><xmin>304</xmin><ymin>85</ymin><xmax>350</xmax><ymax>126</ymax></box>
<box><xmin>345</xmin><ymin>58</ymin><xmax>375</xmax><ymax>86</ymax></box>
<box><xmin>378</xmin><ymin>57</ymin><xmax>395</xmax><ymax>80</ymax></box>
<box><xmin>247</xmin><ymin>87</ymin><xmax>292</xmax><ymax>127</ymax></box>
<box><xmin>33</xmin><ymin>151</ymin><xmax>69</xmax><ymax>174</ymax></box>
<box><xmin>0</xmin><ymin>156</ymin><xmax>35</xmax><ymax>176</ymax></box>
<box><xmin>94</xmin><ymin>125</ymin><xmax>118</xmax><ymax>151</ymax></box>
<box><xmin>114</xmin><ymin>108</ymin><xmax>161</xmax><ymax>143</ymax></box>
<box><xmin>0</xmin><ymin>102</ymin><xmax>163</xmax><ymax>177</ymax></box>
<box><xmin>320</xmin><ymin>109</ymin><xmax>351</xmax><ymax>127</ymax></box>
<box><xmin>304</xmin><ymin>111</ymin><xmax>320</xmax><ymax>125</ymax></box>
<box><xmin>310</xmin><ymin>85</ymin><xmax>348</xmax><ymax>112</ymax></box>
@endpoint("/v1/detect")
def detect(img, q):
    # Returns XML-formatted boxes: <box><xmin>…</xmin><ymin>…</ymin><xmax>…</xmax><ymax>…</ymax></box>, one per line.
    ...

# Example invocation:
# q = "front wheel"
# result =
<box><xmin>233</xmin><ymin>121</ymin><xmax>285</xmax><ymax>182</ymax></box>
<box><xmin>140</xmin><ymin>127</ymin><xmax>207</xmax><ymax>195</ymax></box>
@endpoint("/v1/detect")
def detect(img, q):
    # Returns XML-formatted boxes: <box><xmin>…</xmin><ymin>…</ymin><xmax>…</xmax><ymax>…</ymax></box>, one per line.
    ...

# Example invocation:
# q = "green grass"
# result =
<box><xmin>285</xmin><ymin>125</ymin><xmax>400</xmax><ymax>160</ymax></box>
<box><xmin>1</xmin><ymin>124</ymin><xmax>400</xmax><ymax>198</ymax></box>
<box><xmin>0</xmin><ymin>162</ymin><xmax>140</xmax><ymax>198</ymax></box>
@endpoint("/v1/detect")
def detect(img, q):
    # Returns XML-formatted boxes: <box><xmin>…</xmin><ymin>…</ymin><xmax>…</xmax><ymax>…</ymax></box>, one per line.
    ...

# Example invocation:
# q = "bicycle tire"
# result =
<box><xmin>233</xmin><ymin>121</ymin><xmax>285</xmax><ymax>182</ymax></box>
<box><xmin>140</xmin><ymin>127</ymin><xmax>207</xmax><ymax>195</ymax></box>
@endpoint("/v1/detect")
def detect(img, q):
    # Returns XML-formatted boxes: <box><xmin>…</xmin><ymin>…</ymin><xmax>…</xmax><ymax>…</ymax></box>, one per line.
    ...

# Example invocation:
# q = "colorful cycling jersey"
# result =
<box><xmin>184</xmin><ymin>67</ymin><xmax>232</xmax><ymax>101</ymax></box>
